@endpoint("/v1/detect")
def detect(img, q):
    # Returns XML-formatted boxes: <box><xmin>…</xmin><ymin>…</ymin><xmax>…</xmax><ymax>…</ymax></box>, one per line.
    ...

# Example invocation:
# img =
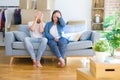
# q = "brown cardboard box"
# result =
<box><xmin>77</xmin><ymin>68</ymin><xmax>119</xmax><ymax>80</ymax></box>
<box><xmin>90</xmin><ymin>59</ymin><xmax>120</xmax><ymax>79</ymax></box>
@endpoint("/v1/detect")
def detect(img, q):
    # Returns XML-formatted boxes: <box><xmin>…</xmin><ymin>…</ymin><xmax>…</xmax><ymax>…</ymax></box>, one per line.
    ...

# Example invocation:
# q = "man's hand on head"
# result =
<box><xmin>35</xmin><ymin>11</ymin><xmax>43</xmax><ymax>23</ymax></box>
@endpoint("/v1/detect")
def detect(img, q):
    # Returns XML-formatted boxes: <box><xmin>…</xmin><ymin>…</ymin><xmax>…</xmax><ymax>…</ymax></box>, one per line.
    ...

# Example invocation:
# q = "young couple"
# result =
<box><xmin>24</xmin><ymin>10</ymin><xmax>69</xmax><ymax>68</ymax></box>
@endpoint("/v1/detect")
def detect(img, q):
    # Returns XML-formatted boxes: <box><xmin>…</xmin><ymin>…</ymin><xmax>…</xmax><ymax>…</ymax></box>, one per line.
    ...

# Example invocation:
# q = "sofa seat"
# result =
<box><xmin>12</xmin><ymin>40</ymin><xmax>92</xmax><ymax>51</ymax></box>
<box><xmin>11</xmin><ymin>49</ymin><xmax>94</xmax><ymax>57</ymax></box>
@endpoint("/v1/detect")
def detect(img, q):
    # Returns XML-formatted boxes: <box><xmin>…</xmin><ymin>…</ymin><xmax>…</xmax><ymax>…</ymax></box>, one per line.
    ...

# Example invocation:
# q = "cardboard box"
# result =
<box><xmin>77</xmin><ymin>68</ymin><xmax>96</xmax><ymax>80</ymax></box>
<box><xmin>77</xmin><ymin>68</ymin><xmax>119</xmax><ymax>80</ymax></box>
<box><xmin>90</xmin><ymin>59</ymin><xmax>120</xmax><ymax>79</ymax></box>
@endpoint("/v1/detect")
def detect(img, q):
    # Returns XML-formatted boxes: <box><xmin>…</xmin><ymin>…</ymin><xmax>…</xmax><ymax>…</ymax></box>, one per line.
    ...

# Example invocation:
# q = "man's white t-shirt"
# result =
<box><xmin>28</xmin><ymin>21</ymin><xmax>45</xmax><ymax>38</ymax></box>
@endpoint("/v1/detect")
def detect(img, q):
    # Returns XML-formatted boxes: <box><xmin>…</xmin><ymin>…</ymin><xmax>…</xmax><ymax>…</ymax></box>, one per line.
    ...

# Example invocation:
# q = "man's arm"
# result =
<box><xmin>29</xmin><ymin>17</ymin><xmax>37</xmax><ymax>31</ymax></box>
<box><xmin>39</xmin><ymin>13</ymin><xmax>44</xmax><ymax>33</ymax></box>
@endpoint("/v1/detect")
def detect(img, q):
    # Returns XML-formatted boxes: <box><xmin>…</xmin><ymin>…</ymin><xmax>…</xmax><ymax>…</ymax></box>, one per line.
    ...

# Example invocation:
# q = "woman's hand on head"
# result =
<box><xmin>55</xmin><ymin>12</ymin><xmax>61</xmax><ymax>18</ymax></box>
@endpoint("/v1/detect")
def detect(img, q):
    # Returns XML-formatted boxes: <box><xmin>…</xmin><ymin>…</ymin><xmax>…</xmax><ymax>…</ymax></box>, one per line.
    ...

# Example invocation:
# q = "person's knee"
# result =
<box><xmin>42</xmin><ymin>38</ymin><xmax>48</xmax><ymax>44</ymax></box>
<box><xmin>48</xmin><ymin>40</ymin><xmax>57</xmax><ymax>47</ymax></box>
<box><xmin>59</xmin><ymin>38</ymin><xmax>68</xmax><ymax>44</ymax></box>
<box><xmin>24</xmin><ymin>37</ymin><xmax>30</xmax><ymax>42</ymax></box>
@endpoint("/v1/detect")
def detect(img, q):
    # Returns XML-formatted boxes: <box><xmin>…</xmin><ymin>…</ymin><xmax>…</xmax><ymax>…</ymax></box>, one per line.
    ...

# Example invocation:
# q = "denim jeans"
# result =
<box><xmin>24</xmin><ymin>37</ymin><xmax>47</xmax><ymax>61</ymax></box>
<box><xmin>47</xmin><ymin>37</ymin><xmax>68</xmax><ymax>58</ymax></box>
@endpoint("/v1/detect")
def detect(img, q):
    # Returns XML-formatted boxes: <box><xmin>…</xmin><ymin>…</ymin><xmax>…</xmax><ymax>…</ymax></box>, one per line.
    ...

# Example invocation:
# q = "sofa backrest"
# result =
<box><xmin>64</xmin><ymin>24</ymin><xmax>87</xmax><ymax>34</ymax></box>
<box><xmin>18</xmin><ymin>23</ymin><xmax>89</xmax><ymax>41</ymax></box>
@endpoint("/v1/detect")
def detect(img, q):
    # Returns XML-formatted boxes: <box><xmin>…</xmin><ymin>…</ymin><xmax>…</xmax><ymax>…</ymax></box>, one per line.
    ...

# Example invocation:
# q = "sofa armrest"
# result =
<box><xmin>91</xmin><ymin>31</ymin><xmax>101</xmax><ymax>44</ymax></box>
<box><xmin>5</xmin><ymin>32</ymin><xmax>15</xmax><ymax>56</ymax></box>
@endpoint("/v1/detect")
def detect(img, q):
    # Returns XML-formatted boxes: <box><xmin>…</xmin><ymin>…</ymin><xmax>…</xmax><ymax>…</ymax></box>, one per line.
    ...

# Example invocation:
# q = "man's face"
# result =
<box><xmin>36</xmin><ymin>12</ymin><xmax>43</xmax><ymax>23</ymax></box>
<box><xmin>37</xmin><ymin>18</ymin><xmax>40</xmax><ymax>23</ymax></box>
<box><xmin>37</xmin><ymin>16</ymin><xmax>41</xmax><ymax>23</ymax></box>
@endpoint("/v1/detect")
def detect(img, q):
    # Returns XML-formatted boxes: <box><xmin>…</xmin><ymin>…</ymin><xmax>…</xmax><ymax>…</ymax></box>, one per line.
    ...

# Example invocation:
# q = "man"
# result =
<box><xmin>24</xmin><ymin>11</ymin><xmax>47</xmax><ymax>68</ymax></box>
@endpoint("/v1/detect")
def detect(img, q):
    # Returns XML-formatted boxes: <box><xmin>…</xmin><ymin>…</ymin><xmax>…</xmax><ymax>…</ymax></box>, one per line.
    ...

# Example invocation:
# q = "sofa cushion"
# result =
<box><xmin>14</xmin><ymin>31</ymin><xmax>28</xmax><ymax>42</ymax></box>
<box><xmin>80</xmin><ymin>31</ymin><xmax>92</xmax><ymax>41</ymax></box>
<box><xmin>12</xmin><ymin>40</ymin><xmax>92</xmax><ymax>50</ymax></box>
<box><xmin>18</xmin><ymin>25</ymin><xmax>31</xmax><ymax>37</ymax></box>
<box><xmin>63</xmin><ymin>32</ymin><xmax>81</xmax><ymax>41</ymax></box>
<box><xmin>12</xmin><ymin>42</ymin><xmax>50</xmax><ymax>50</ymax></box>
<box><xmin>67</xmin><ymin>41</ymin><xmax>92</xmax><ymax>50</ymax></box>
<box><xmin>68</xmin><ymin>33</ymin><xmax>81</xmax><ymax>41</ymax></box>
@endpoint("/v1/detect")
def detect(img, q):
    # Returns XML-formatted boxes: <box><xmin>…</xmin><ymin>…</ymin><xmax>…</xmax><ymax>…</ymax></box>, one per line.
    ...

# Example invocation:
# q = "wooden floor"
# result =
<box><xmin>0</xmin><ymin>47</ymin><xmax>85</xmax><ymax>80</ymax></box>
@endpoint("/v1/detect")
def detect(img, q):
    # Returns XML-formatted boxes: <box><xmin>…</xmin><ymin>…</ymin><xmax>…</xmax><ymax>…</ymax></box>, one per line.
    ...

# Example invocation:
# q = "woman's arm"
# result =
<box><xmin>58</xmin><ymin>17</ymin><xmax>66</xmax><ymax>27</ymax></box>
<box><xmin>44</xmin><ymin>23</ymin><xmax>54</xmax><ymax>40</ymax></box>
<box><xmin>56</xmin><ymin>12</ymin><xmax>66</xmax><ymax>27</ymax></box>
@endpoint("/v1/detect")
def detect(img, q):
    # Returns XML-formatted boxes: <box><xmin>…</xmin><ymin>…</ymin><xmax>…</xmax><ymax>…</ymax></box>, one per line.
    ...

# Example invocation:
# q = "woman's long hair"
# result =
<box><xmin>51</xmin><ymin>10</ymin><xmax>62</xmax><ymax>24</ymax></box>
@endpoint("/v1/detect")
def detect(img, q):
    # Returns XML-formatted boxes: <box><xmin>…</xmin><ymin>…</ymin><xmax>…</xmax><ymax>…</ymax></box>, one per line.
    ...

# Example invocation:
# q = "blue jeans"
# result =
<box><xmin>47</xmin><ymin>37</ymin><xmax>68</xmax><ymax>58</ymax></box>
<box><xmin>24</xmin><ymin>37</ymin><xmax>47</xmax><ymax>61</ymax></box>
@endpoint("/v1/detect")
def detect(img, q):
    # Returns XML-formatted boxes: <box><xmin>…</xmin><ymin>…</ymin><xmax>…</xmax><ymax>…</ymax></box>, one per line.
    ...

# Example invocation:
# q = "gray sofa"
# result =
<box><xmin>5</xmin><ymin>24</ymin><xmax>100</xmax><ymax>64</ymax></box>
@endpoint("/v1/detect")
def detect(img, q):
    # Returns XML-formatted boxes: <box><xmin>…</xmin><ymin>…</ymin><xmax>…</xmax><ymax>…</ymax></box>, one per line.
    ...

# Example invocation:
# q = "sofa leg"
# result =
<box><xmin>52</xmin><ymin>58</ymin><xmax>55</xmax><ymax>62</ymax></box>
<box><xmin>10</xmin><ymin>57</ymin><xmax>14</xmax><ymax>65</ymax></box>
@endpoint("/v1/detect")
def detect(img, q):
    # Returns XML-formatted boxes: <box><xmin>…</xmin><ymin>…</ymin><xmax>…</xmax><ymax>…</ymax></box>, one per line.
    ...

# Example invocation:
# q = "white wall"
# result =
<box><xmin>55</xmin><ymin>0</ymin><xmax>92</xmax><ymax>30</ymax></box>
<box><xmin>0</xmin><ymin>0</ymin><xmax>92</xmax><ymax>29</ymax></box>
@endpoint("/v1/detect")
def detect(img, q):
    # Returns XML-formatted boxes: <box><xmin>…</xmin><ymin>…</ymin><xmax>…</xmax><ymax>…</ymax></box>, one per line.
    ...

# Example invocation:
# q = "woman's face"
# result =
<box><xmin>52</xmin><ymin>12</ymin><xmax>60</xmax><ymax>23</ymax></box>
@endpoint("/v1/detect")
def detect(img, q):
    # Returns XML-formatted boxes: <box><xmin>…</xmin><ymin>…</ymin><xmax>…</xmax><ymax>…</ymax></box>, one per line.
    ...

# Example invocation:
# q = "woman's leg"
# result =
<box><xmin>57</xmin><ymin>37</ymin><xmax>68</xmax><ymax>67</ymax></box>
<box><xmin>58</xmin><ymin>37</ymin><xmax>68</xmax><ymax>58</ymax></box>
<box><xmin>48</xmin><ymin>40</ymin><xmax>62</xmax><ymax>58</ymax></box>
<box><xmin>36</xmin><ymin>38</ymin><xmax>48</xmax><ymax>67</ymax></box>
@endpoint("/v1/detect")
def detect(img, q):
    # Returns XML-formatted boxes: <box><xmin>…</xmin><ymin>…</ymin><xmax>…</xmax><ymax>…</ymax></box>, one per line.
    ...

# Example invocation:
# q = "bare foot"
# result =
<box><xmin>36</xmin><ymin>61</ymin><xmax>43</xmax><ymax>68</ymax></box>
<box><xmin>33</xmin><ymin>59</ymin><xmax>37</xmax><ymax>67</ymax></box>
<box><xmin>59</xmin><ymin>58</ymin><xmax>65</xmax><ymax>67</ymax></box>
<box><xmin>58</xmin><ymin>61</ymin><xmax>61</xmax><ymax>66</ymax></box>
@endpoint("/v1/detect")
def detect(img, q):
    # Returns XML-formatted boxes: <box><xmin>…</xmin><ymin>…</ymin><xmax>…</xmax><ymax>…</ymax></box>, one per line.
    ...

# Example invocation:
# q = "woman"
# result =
<box><xmin>44</xmin><ymin>10</ymin><xmax>68</xmax><ymax>67</ymax></box>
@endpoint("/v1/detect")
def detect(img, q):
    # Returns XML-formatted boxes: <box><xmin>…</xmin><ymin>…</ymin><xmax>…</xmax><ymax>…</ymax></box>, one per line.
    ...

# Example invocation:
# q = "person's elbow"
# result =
<box><xmin>40</xmin><ymin>30</ymin><xmax>44</xmax><ymax>33</ymax></box>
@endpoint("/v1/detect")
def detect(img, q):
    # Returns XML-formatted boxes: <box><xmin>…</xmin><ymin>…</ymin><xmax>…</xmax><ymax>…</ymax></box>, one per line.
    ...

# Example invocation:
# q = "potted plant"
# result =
<box><xmin>103</xmin><ymin>11</ymin><xmax>120</xmax><ymax>56</ymax></box>
<box><xmin>93</xmin><ymin>40</ymin><xmax>109</xmax><ymax>62</ymax></box>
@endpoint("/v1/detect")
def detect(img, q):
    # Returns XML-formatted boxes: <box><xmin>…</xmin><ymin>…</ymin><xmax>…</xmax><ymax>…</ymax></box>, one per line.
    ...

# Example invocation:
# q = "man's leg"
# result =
<box><xmin>24</xmin><ymin>37</ymin><xmax>38</xmax><ymax>67</ymax></box>
<box><xmin>36</xmin><ymin>38</ymin><xmax>48</xmax><ymax>67</ymax></box>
